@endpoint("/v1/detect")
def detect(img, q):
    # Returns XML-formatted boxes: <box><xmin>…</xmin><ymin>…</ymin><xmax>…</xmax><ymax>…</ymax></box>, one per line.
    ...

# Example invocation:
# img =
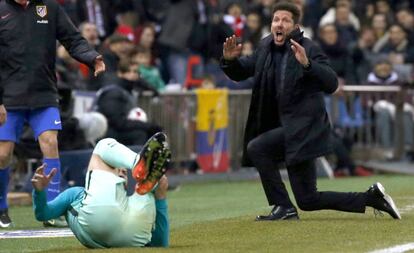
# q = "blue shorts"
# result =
<box><xmin>0</xmin><ymin>107</ymin><xmax>61</xmax><ymax>142</ymax></box>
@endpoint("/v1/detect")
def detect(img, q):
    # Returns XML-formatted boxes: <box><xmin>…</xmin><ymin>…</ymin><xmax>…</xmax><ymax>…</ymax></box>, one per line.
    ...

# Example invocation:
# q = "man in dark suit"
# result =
<box><xmin>220</xmin><ymin>2</ymin><xmax>401</xmax><ymax>221</ymax></box>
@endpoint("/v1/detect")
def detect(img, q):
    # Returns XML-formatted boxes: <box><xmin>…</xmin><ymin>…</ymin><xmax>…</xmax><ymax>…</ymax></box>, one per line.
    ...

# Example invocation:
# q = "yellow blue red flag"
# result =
<box><xmin>195</xmin><ymin>89</ymin><xmax>229</xmax><ymax>173</ymax></box>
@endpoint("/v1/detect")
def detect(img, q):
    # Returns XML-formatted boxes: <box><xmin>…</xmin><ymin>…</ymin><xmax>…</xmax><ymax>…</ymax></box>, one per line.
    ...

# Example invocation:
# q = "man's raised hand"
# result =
<box><xmin>290</xmin><ymin>39</ymin><xmax>310</xmax><ymax>67</ymax></box>
<box><xmin>223</xmin><ymin>35</ymin><xmax>242</xmax><ymax>61</ymax></box>
<box><xmin>31</xmin><ymin>164</ymin><xmax>57</xmax><ymax>192</ymax></box>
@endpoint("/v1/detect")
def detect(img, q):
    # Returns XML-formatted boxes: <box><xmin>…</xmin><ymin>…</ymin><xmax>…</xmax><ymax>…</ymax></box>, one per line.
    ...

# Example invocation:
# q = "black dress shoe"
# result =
<box><xmin>367</xmin><ymin>182</ymin><xmax>401</xmax><ymax>219</ymax></box>
<box><xmin>255</xmin><ymin>206</ymin><xmax>299</xmax><ymax>221</ymax></box>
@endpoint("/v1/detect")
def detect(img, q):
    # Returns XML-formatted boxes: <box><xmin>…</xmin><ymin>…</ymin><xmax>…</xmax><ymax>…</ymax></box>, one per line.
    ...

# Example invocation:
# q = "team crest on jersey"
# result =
<box><xmin>36</xmin><ymin>5</ymin><xmax>47</xmax><ymax>18</ymax></box>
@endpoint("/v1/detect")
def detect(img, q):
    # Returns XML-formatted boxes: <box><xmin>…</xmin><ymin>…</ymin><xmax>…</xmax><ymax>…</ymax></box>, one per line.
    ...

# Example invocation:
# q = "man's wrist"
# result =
<box><xmin>303</xmin><ymin>60</ymin><xmax>311</xmax><ymax>70</ymax></box>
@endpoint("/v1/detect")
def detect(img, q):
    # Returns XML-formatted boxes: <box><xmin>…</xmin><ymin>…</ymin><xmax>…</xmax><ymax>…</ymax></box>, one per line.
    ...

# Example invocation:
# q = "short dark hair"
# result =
<box><xmin>272</xmin><ymin>2</ymin><xmax>301</xmax><ymax>24</ymax></box>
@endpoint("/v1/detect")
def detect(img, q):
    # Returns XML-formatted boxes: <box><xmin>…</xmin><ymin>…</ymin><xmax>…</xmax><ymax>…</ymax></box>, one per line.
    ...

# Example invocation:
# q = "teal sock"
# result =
<box><xmin>93</xmin><ymin>138</ymin><xmax>139</xmax><ymax>169</ymax></box>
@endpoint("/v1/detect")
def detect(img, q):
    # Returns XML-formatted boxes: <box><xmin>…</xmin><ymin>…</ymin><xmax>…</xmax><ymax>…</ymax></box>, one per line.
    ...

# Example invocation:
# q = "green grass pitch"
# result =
<box><xmin>1</xmin><ymin>175</ymin><xmax>414</xmax><ymax>253</ymax></box>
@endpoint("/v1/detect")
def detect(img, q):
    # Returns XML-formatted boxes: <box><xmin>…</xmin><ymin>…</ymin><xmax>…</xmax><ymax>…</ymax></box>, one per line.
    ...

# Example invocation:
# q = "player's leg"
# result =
<box><xmin>0</xmin><ymin>110</ymin><xmax>25</xmax><ymax>228</ymax></box>
<box><xmin>30</xmin><ymin>107</ymin><xmax>62</xmax><ymax>202</ymax></box>
<box><xmin>92</xmin><ymin>133</ymin><xmax>171</xmax><ymax>194</ymax></box>
<box><xmin>30</xmin><ymin>107</ymin><xmax>66</xmax><ymax>227</ymax></box>
<box><xmin>0</xmin><ymin>142</ymin><xmax>14</xmax><ymax>228</ymax></box>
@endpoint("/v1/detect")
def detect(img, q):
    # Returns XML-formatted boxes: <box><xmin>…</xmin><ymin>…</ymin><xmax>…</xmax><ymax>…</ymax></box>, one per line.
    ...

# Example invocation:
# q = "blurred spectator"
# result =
<box><xmin>79</xmin><ymin>22</ymin><xmax>101</xmax><ymax>49</ymax></box>
<box><xmin>209</xmin><ymin>2</ymin><xmax>246</xmax><ymax>61</ymax></box>
<box><xmin>78</xmin><ymin>22</ymin><xmax>103</xmax><ymax>90</ymax></box>
<box><xmin>223</xmin><ymin>2</ymin><xmax>246</xmax><ymax>37</ymax></box>
<box><xmin>76</xmin><ymin>0</ymin><xmax>117</xmax><ymax>40</ymax></box>
<box><xmin>372</xmin><ymin>13</ymin><xmax>390</xmax><ymax>53</ymax></box>
<box><xmin>331</xmin><ymin>128</ymin><xmax>373</xmax><ymax>177</ymax></box>
<box><xmin>348</xmin><ymin>27</ymin><xmax>381</xmax><ymax>84</ymax></box>
<box><xmin>318</xmin><ymin>24</ymin><xmax>357</xmax><ymax>84</ymax></box>
<box><xmin>77</xmin><ymin>112</ymin><xmax>108</xmax><ymax>146</ymax></box>
<box><xmin>374</xmin><ymin>0</ymin><xmax>395</xmax><ymax>25</ymax></box>
<box><xmin>319</xmin><ymin>0</ymin><xmax>360</xmax><ymax>32</ymax></box>
<box><xmin>333</xmin><ymin>2</ymin><xmax>359</xmax><ymax>45</ymax></box>
<box><xmin>135</xmin><ymin>23</ymin><xmax>159</xmax><ymax>66</ymax></box>
<box><xmin>101</xmin><ymin>34</ymin><xmax>135</xmax><ymax>74</ymax></box>
<box><xmin>368</xmin><ymin>59</ymin><xmax>414</xmax><ymax>151</ymax></box>
<box><xmin>289</xmin><ymin>0</ymin><xmax>314</xmax><ymax>39</ymax></box>
<box><xmin>131</xmin><ymin>47</ymin><xmax>166</xmax><ymax>92</ymax></box>
<box><xmin>248</xmin><ymin>0</ymin><xmax>276</xmax><ymax>34</ymax></box>
<box><xmin>243</xmin><ymin>11</ymin><xmax>264</xmax><ymax>49</ymax></box>
<box><xmin>56</xmin><ymin>45</ymin><xmax>87</xmax><ymax>90</ymax></box>
<box><xmin>395</xmin><ymin>8</ymin><xmax>414</xmax><ymax>46</ymax></box>
<box><xmin>158</xmin><ymin>0</ymin><xmax>209</xmax><ymax>85</ymax></box>
<box><xmin>95</xmin><ymin>59</ymin><xmax>162</xmax><ymax>145</ymax></box>
<box><xmin>377</xmin><ymin>24</ymin><xmax>414</xmax><ymax>66</ymax></box>
<box><xmin>353</xmin><ymin>0</ymin><xmax>375</xmax><ymax>26</ymax></box>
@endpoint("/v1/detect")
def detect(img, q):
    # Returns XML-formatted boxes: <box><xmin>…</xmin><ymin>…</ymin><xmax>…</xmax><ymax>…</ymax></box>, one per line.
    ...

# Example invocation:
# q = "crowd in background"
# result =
<box><xmin>54</xmin><ymin>0</ymin><xmax>414</xmax><ymax>92</ymax></box>
<box><xmin>42</xmin><ymin>0</ymin><xmax>414</xmax><ymax>177</ymax></box>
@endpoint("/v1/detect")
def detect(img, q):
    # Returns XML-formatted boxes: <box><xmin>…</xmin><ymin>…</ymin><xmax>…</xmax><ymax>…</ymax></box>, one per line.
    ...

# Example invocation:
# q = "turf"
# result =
<box><xmin>1</xmin><ymin>175</ymin><xmax>414</xmax><ymax>253</ymax></box>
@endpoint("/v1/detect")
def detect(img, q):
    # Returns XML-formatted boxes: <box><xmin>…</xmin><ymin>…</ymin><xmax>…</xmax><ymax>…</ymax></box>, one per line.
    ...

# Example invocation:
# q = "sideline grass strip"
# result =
<box><xmin>1</xmin><ymin>175</ymin><xmax>413</xmax><ymax>253</ymax></box>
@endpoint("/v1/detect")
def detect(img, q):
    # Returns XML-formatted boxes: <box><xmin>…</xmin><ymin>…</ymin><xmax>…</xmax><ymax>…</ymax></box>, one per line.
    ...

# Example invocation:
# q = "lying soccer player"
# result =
<box><xmin>31</xmin><ymin>132</ymin><xmax>171</xmax><ymax>248</ymax></box>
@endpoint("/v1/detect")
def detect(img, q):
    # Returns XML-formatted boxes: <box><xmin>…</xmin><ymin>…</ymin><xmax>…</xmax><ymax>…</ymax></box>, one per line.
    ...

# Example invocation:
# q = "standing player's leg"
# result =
<box><xmin>30</xmin><ymin>107</ymin><xmax>62</xmax><ymax>202</ymax></box>
<box><xmin>30</xmin><ymin>107</ymin><xmax>64</xmax><ymax>227</ymax></box>
<box><xmin>0</xmin><ymin>110</ymin><xmax>25</xmax><ymax>228</ymax></box>
<box><xmin>0</xmin><ymin>142</ymin><xmax>14</xmax><ymax>228</ymax></box>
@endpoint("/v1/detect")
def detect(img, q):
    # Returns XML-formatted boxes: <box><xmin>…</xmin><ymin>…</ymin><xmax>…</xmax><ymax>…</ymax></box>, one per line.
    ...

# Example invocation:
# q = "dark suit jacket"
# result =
<box><xmin>221</xmin><ymin>29</ymin><xmax>338</xmax><ymax>166</ymax></box>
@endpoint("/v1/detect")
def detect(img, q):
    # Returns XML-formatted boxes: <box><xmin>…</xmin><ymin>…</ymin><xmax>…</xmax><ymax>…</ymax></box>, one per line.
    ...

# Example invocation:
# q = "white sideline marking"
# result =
<box><xmin>0</xmin><ymin>229</ymin><xmax>73</xmax><ymax>239</ymax></box>
<box><xmin>368</xmin><ymin>243</ymin><xmax>414</xmax><ymax>253</ymax></box>
<box><xmin>399</xmin><ymin>204</ymin><xmax>414</xmax><ymax>214</ymax></box>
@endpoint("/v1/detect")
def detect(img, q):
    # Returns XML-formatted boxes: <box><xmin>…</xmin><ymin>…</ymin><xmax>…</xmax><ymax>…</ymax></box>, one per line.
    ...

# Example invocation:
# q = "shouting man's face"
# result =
<box><xmin>271</xmin><ymin>10</ymin><xmax>298</xmax><ymax>46</ymax></box>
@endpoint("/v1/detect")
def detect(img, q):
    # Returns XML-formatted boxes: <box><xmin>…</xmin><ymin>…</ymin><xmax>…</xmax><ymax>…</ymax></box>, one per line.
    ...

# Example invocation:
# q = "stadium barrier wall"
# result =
<box><xmin>73</xmin><ymin>86</ymin><xmax>414</xmax><ymax>170</ymax></box>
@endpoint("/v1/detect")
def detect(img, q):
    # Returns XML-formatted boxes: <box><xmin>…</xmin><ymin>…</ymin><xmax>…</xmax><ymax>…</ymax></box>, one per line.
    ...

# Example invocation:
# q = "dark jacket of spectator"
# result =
<box><xmin>319</xmin><ymin>40</ymin><xmax>357</xmax><ymax>84</ymax></box>
<box><xmin>95</xmin><ymin>78</ymin><xmax>160</xmax><ymax>145</ymax></box>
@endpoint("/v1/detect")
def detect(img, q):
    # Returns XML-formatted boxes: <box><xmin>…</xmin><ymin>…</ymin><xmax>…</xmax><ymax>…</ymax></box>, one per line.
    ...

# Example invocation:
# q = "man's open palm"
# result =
<box><xmin>223</xmin><ymin>35</ymin><xmax>242</xmax><ymax>61</ymax></box>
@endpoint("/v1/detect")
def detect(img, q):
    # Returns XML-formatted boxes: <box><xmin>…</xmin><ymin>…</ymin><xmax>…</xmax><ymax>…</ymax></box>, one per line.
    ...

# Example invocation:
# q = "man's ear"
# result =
<box><xmin>294</xmin><ymin>24</ymin><xmax>300</xmax><ymax>30</ymax></box>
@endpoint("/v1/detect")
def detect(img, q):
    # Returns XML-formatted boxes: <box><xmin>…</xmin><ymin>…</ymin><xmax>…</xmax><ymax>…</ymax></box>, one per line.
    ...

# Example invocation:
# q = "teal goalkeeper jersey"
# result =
<box><xmin>32</xmin><ymin>187</ymin><xmax>169</xmax><ymax>248</ymax></box>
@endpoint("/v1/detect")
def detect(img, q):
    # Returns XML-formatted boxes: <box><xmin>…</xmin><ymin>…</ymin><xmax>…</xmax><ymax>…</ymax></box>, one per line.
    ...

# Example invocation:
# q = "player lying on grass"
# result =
<box><xmin>31</xmin><ymin>132</ymin><xmax>171</xmax><ymax>248</ymax></box>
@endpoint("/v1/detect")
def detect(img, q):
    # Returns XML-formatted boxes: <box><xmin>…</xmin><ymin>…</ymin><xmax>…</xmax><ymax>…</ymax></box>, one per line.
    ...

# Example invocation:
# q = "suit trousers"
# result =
<box><xmin>246</xmin><ymin>127</ymin><xmax>367</xmax><ymax>213</ymax></box>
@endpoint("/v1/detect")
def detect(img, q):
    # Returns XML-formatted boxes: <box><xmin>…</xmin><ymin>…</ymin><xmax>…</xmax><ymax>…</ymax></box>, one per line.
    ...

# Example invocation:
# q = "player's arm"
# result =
<box><xmin>149</xmin><ymin>176</ymin><xmax>169</xmax><ymax>247</ymax></box>
<box><xmin>55</xmin><ymin>3</ymin><xmax>104</xmax><ymax>76</ymax></box>
<box><xmin>31</xmin><ymin>164</ymin><xmax>83</xmax><ymax>221</ymax></box>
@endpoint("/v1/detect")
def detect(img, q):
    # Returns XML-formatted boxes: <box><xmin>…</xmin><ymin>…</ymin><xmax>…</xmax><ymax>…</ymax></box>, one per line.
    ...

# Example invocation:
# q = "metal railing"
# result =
<box><xmin>73</xmin><ymin>86</ymin><xmax>413</xmax><ymax>169</ymax></box>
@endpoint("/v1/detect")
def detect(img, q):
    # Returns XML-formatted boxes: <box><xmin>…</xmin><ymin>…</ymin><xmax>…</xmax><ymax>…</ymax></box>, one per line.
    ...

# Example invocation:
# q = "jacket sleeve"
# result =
<box><xmin>55</xmin><ymin>4</ymin><xmax>100</xmax><ymax>68</ymax></box>
<box><xmin>220</xmin><ymin>51</ymin><xmax>257</xmax><ymax>82</ymax></box>
<box><xmin>303</xmin><ymin>43</ymin><xmax>338</xmax><ymax>94</ymax></box>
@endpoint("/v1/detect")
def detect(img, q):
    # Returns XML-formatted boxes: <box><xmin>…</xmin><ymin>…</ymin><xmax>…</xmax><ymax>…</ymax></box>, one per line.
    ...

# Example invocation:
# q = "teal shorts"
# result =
<box><xmin>77</xmin><ymin>170</ymin><xmax>156</xmax><ymax>247</ymax></box>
